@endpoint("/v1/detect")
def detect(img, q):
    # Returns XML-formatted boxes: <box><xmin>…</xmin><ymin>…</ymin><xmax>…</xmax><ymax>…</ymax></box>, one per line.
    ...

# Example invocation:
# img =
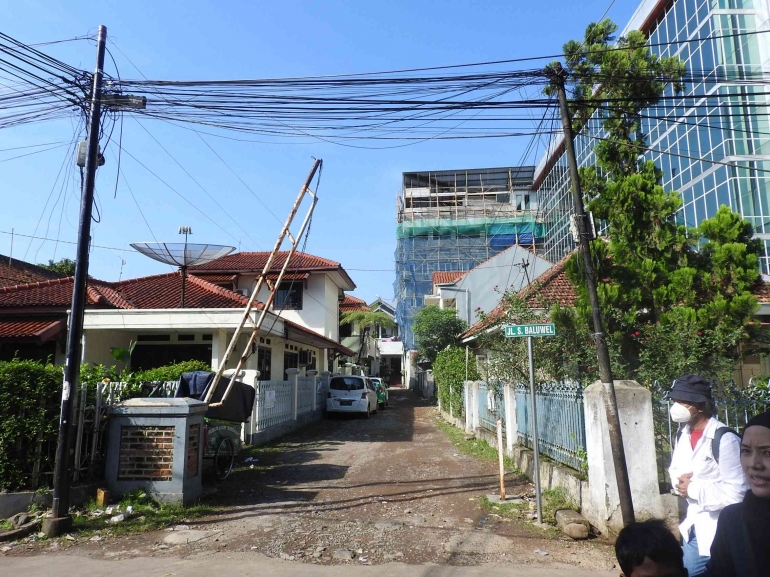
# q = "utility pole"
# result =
<box><xmin>547</xmin><ymin>62</ymin><xmax>635</xmax><ymax>527</ymax></box>
<box><xmin>44</xmin><ymin>26</ymin><xmax>108</xmax><ymax>537</ymax></box>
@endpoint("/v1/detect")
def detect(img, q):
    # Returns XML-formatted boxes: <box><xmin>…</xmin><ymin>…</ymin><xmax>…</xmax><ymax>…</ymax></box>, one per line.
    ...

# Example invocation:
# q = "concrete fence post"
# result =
<box><xmin>472</xmin><ymin>381</ymin><xmax>480</xmax><ymax>431</ymax></box>
<box><xmin>320</xmin><ymin>371</ymin><xmax>331</xmax><ymax>412</ymax></box>
<box><xmin>307</xmin><ymin>370</ymin><xmax>319</xmax><ymax>411</ymax></box>
<box><xmin>503</xmin><ymin>383</ymin><xmax>516</xmax><ymax>454</ymax></box>
<box><xmin>583</xmin><ymin>380</ymin><xmax>664</xmax><ymax>534</ymax></box>
<box><xmin>464</xmin><ymin>381</ymin><xmax>472</xmax><ymax>433</ymax></box>
<box><xmin>287</xmin><ymin>368</ymin><xmax>300</xmax><ymax>421</ymax></box>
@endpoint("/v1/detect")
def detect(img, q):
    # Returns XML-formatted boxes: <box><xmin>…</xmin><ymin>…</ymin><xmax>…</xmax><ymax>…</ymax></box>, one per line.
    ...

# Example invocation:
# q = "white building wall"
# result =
<box><xmin>438</xmin><ymin>245</ymin><xmax>553</xmax><ymax>325</ymax></box>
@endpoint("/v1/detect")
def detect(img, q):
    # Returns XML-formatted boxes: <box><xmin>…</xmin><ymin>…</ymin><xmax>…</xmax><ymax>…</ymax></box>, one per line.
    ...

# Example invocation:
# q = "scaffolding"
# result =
<box><xmin>394</xmin><ymin>166</ymin><xmax>541</xmax><ymax>350</ymax></box>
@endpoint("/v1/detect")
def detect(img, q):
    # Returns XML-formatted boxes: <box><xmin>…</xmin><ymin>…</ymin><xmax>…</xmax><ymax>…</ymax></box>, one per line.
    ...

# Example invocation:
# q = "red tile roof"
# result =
<box><xmin>0</xmin><ymin>316</ymin><xmax>66</xmax><ymax>341</ymax></box>
<box><xmin>190</xmin><ymin>251</ymin><xmax>355</xmax><ymax>290</ymax></box>
<box><xmin>113</xmin><ymin>272</ymin><xmax>249</xmax><ymax>309</ymax></box>
<box><xmin>191</xmin><ymin>251</ymin><xmax>338</xmax><ymax>272</ymax></box>
<box><xmin>339</xmin><ymin>294</ymin><xmax>369</xmax><ymax>313</ymax></box>
<box><xmin>0</xmin><ymin>255</ymin><xmax>64</xmax><ymax>288</ymax></box>
<box><xmin>0</xmin><ymin>277</ymin><xmax>129</xmax><ymax>308</ymax></box>
<box><xmin>265</xmin><ymin>273</ymin><xmax>310</xmax><ymax>282</ymax></box>
<box><xmin>432</xmin><ymin>271</ymin><xmax>464</xmax><ymax>286</ymax></box>
<box><xmin>192</xmin><ymin>274</ymin><xmax>238</xmax><ymax>284</ymax></box>
<box><xmin>462</xmin><ymin>252</ymin><xmax>577</xmax><ymax>339</ymax></box>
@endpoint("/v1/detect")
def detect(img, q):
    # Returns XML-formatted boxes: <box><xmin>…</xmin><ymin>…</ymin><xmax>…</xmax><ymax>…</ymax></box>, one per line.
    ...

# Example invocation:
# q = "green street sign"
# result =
<box><xmin>504</xmin><ymin>323</ymin><xmax>556</xmax><ymax>338</ymax></box>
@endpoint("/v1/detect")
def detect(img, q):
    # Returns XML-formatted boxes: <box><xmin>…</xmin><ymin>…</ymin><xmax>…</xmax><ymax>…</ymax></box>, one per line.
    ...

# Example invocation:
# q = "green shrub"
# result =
<box><xmin>0</xmin><ymin>359</ymin><xmax>63</xmax><ymax>491</ymax></box>
<box><xmin>433</xmin><ymin>347</ymin><xmax>479</xmax><ymax>416</ymax></box>
<box><xmin>132</xmin><ymin>360</ymin><xmax>211</xmax><ymax>383</ymax></box>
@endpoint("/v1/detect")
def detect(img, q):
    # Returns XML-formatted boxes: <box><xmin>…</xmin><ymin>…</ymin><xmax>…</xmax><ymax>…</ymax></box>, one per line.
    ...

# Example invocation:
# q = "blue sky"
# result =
<box><xmin>0</xmin><ymin>0</ymin><xmax>637</xmax><ymax>303</ymax></box>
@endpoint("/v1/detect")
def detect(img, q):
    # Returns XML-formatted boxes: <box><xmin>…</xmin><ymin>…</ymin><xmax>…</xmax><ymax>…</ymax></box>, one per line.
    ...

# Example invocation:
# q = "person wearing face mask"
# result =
<box><xmin>667</xmin><ymin>375</ymin><xmax>749</xmax><ymax>577</ymax></box>
<box><xmin>706</xmin><ymin>410</ymin><xmax>770</xmax><ymax>577</ymax></box>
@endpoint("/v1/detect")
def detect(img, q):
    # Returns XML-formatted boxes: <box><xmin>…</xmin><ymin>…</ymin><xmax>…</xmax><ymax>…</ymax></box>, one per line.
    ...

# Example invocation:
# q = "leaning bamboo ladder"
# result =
<box><xmin>203</xmin><ymin>159</ymin><xmax>322</xmax><ymax>407</ymax></box>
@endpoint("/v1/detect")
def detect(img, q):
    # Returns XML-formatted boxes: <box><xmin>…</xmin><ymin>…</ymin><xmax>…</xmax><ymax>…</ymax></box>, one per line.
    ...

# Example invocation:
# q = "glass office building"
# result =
<box><xmin>537</xmin><ymin>0</ymin><xmax>770</xmax><ymax>271</ymax></box>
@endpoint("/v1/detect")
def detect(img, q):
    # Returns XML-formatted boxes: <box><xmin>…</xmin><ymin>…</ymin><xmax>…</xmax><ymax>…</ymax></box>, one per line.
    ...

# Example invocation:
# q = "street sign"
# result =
<box><xmin>504</xmin><ymin>323</ymin><xmax>556</xmax><ymax>338</ymax></box>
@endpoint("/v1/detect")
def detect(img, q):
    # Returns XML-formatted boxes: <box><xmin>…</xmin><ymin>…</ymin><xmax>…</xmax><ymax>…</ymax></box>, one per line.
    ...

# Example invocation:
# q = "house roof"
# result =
<box><xmin>432</xmin><ymin>271</ymin><xmax>464</xmax><ymax>286</ymax></box>
<box><xmin>0</xmin><ymin>277</ymin><xmax>131</xmax><ymax>309</ymax></box>
<box><xmin>339</xmin><ymin>294</ymin><xmax>369</xmax><ymax>313</ymax></box>
<box><xmin>0</xmin><ymin>255</ymin><xmax>65</xmax><ymax>288</ymax></box>
<box><xmin>0</xmin><ymin>316</ymin><xmax>66</xmax><ymax>341</ymax></box>
<box><xmin>192</xmin><ymin>274</ymin><xmax>238</xmax><ymax>284</ymax></box>
<box><xmin>754</xmin><ymin>281</ymin><xmax>770</xmax><ymax>302</ymax></box>
<box><xmin>461</xmin><ymin>252</ymin><xmax>577</xmax><ymax>340</ymax></box>
<box><xmin>113</xmin><ymin>272</ymin><xmax>250</xmax><ymax>309</ymax></box>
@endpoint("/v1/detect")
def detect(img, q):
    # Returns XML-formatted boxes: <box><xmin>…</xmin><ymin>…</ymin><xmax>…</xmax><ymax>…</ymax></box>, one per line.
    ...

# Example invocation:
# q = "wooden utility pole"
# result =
<box><xmin>547</xmin><ymin>62</ymin><xmax>635</xmax><ymax>527</ymax></box>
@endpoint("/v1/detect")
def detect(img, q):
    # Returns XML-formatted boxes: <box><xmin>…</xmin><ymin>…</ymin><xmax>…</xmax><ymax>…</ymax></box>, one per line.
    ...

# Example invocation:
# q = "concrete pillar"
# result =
<box><xmin>472</xmin><ymin>382</ymin><xmax>480</xmax><ymax>431</ymax></box>
<box><xmin>503</xmin><ymin>383</ymin><xmax>516</xmax><ymax>454</ymax></box>
<box><xmin>463</xmin><ymin>381</ymin><xmax>473</xmax><ymax>433</ymax></box>
<box><xmin>307</xmin><ymin>370</ymin><xmax>318</xmax><ymax>411</ymax></box>
<box><xmin>287</xmin><ymin>368</ymin><xmax>300</xmax><ymax>421</ymax></box>
<box><xmin>210</xmin><ymin>329</ymin><xmax>228</xmax><ymax>371</ymax></box>
<box><xmin>583</xmin><ymin>380</ymin><xmax>664</xmax><ymax>534</ymax></box>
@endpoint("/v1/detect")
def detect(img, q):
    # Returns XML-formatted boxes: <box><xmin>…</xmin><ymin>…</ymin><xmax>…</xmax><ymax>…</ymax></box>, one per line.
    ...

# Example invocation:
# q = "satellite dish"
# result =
<box><xmin>131</xmin><ymin>227</ymin><xmax>235</xmax><ymax>307</ymax></box>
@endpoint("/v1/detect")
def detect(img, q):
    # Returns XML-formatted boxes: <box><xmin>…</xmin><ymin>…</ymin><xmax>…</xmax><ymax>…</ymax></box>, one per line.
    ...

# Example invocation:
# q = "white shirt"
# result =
<box><xmin>668</xmin><ymin>417</ymin><xmax>748</xmax><ymax>557</ymax></box>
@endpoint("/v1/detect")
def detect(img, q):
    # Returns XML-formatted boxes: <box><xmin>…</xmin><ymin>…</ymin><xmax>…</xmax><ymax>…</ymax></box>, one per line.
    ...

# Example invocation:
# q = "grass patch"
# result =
<box><xmin>541</xmin><ymin>487</ymin><xmax>577</xmax><ymax>524</ymax></box>
<box><xmin>71</xmin><ymin>490</ymin><xmax>217</xmax><ymax>537</ymax></box>
<box><xmin>0</xmin><ymin>519</ymin><xmax>13</xmax><ymax>531</ymax></box>
<box><xmin>434</xmin><ymin>415</ymin><xmax>522</xmax><ymax>475</ymax></box>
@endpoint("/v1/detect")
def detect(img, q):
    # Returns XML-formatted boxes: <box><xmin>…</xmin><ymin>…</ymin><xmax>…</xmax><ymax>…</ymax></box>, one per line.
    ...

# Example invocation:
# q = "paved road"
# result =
<box><xmin>5</xmin><ymin>552</ymin><xmax>617</xmax><ymax>577</ymax></box>
<box><xmin>4</xmin><ymin>389</ymin><xmax>616</xmax><ymax>573</ymax></box>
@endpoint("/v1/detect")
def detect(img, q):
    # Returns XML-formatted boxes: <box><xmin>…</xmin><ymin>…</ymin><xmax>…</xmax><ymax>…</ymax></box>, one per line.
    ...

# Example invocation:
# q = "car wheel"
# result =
<box><xmin>378</xmin><ymin>402</ymin><xmax>384</xmax><ymax>411</ymax></box>
<box><xmin>364</xmin><ymin>405</ymin><xmax>371</xmax><ymax>419</ymax></box>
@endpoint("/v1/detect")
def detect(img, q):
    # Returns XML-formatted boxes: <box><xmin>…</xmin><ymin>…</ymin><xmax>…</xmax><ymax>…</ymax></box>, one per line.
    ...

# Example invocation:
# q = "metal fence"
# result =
<box><xmin>477</xmin><ymin>381</ymin><xmax>505</xmax><ymax>434</ymax></box>
<box><xmin>515</xmin><ymin>381</ymin><xmax>586</xmax><ymax>472</ymax></box>
<box><xmin>414</xmin><ymin>371</ymin><xmax>435</xmax><ymax>398</ymax></box>
<box><xmin>253</xmin><ymin>380</ymin><xmax>294</xmax><ymax>430</ymax></box>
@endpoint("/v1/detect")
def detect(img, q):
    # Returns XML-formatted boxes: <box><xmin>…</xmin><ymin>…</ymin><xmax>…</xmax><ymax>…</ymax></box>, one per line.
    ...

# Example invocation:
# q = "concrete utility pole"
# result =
<box><xmin>547</xmin><ymin>62</ymin><xmax>635</xmax><ymax>527</ymax></box>
<box><xmin>46</xmin><ymin>25</ymin><xmax>108</xmax><ymax>537</ymax></box>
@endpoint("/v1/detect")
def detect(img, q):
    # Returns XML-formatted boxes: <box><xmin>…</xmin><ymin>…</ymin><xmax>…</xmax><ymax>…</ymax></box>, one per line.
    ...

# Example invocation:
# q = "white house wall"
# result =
<box><xmin>250</xmin><ymin>272</ymin><xmax>337</xmax><ymax>339</ymax></box>
<box><xmin>440</xmin><ymin>246</ymin><xmax>553</xmax><ymax>325</ymax></box>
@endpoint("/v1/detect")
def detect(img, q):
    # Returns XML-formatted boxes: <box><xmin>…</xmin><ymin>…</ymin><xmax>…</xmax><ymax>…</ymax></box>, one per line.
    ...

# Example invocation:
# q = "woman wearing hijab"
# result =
<box><xmin>667</xmin><ymin>375</ymin><xmax>749</xmax><ymax>576</ymax></box>
<box><xmin>706</xmin><ymin>411</ymin><xmax>770</xmax><ymax>577</ymax></box>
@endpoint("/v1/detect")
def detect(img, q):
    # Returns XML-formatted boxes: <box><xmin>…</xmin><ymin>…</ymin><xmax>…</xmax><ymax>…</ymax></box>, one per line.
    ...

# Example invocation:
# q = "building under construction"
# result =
<box><xmin>394</xmin><ymin>166</ymin><xmax>541</xmax><ymax>350</ymax></box>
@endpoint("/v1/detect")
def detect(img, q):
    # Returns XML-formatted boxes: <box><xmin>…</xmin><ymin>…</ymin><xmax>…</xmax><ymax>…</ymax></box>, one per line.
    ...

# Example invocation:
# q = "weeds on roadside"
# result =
<box><xmin>71</xmin><ymin>489</ymin><xmax>216</xmax><ymax>537</ymax></box>
<box><xmin>434</xmin><ymin>416</ymin><xmax>523</xmax><ymax>476</ymax></box>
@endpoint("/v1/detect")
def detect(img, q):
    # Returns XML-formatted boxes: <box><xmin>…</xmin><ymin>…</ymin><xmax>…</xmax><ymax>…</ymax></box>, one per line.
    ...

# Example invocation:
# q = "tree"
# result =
<box><xmin>433</xmin><ymin>347</ymin><xmax>479</xmax><ymax>415</ymax></box>
<box><xmin>477</xmin><ymin>20</ymin><xmax>764</xmax><ymax>390</ymax></box>
<box><xmin>340</xmin><ymin>309</ymin><xmax>397</xmax><ymax>361</ymax></box>
<box><xmin>38</xmin><ymin>258</ymin><xmax>76</xmax><ymax>276</ymax></box>
<box><xmin>412</xmin><ymin>305</ymin><xmax>467</xmax><ymax>364</ymax></box>
<box><xmin>554</xmin><ymin>19</ymin><xmax>764</xmax><ymax>387</ymax></box>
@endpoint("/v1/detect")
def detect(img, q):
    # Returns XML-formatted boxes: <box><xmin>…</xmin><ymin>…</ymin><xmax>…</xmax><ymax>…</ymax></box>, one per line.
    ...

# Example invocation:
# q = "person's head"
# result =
<box><xmin>741</xmin><ymin>411</ymin><xmax>770</xmax><ymax>499</ymax></box>
<box><xmin>668</xmin><ymin>375</ymin><xmax>715</xmax><ymax>426</ymax></box>
<box><xmin>615</xmin><ymin>519</ymin><xmax>687</xmax><ymax>577</ymax></box>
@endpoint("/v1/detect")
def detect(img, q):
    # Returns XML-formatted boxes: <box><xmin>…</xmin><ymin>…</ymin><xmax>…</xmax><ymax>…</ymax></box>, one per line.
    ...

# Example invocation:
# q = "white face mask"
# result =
<box><xmin>670</xmin><ymin>402</ymin><xmax>693</xmax><ymax>423</ymax></box>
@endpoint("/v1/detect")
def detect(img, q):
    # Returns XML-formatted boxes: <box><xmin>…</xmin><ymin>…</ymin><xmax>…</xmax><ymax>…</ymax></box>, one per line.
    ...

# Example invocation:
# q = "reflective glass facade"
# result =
<box><xmin>537</xmin><ymin>0</ymin><xmax>770</xmax><ymax>271</ymax></box>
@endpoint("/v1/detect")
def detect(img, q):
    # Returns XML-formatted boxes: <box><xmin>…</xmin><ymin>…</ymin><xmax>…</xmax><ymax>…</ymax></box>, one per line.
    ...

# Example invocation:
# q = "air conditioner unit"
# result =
<box><xmin>299</xmin><ymin>350</ymin><xmax>314</xmax><ymax>365</ymax></box>
<box><xmin>236</xmin><ymin>288</ymin><xmax>249</xmax><ymax>297</ymax></box>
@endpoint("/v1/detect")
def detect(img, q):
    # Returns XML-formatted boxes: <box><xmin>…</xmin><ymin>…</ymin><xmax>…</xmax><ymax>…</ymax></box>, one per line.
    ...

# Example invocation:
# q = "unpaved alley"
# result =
<box><xmin>6</xmin><ymin>389</ymin><xmax>616</xmax><ymax>572</ymax></box>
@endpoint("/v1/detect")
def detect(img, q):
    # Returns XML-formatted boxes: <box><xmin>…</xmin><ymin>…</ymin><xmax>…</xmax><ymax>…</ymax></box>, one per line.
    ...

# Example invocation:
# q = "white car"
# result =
<box><xmin>326</xmin><ymin>375</ymin><xmax>379</xmax><ymax>417</ymax></box>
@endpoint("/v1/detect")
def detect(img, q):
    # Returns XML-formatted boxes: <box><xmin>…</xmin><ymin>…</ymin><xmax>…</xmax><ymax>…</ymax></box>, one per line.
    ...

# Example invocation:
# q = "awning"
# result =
<box><xmin>284</xmin><ymin>321</ymin><xmax>355</xmax><ymax>357</ymax></box>
<box><xmin>0</xmin><ymin>316</ymin><xmax>66</xmax><ymax>343</ymax></box>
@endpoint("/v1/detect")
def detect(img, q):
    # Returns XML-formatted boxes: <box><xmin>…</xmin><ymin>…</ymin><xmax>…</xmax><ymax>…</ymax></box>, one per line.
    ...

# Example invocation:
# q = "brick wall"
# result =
<box><xmin>186</xmin><ymin>424</ymin><xmax>200</xmax><ymax>478</ymax></box>
<box><xmin>118</xmin><ymin>426</ymin><xmax>174</xmax><ymax>481</ymax></box>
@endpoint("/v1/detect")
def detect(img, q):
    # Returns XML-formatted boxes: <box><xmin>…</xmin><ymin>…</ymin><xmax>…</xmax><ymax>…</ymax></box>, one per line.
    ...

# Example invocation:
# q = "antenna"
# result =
<box><xmin>131</xmin><ymin>226</ymin><xmax>234</xmax><ymax>307</ymax></box>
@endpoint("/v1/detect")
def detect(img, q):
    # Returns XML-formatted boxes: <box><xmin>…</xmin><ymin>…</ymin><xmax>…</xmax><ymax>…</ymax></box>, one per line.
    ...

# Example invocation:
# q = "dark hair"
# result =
<box><xmin>694</xmin><ymin>400</ymin><xmax>716</xmax><ymax>417</ymax></box>
<box><xmin>615</xmin><ymin>519</ymin><xmax>685</xmax><ymax>576</ymax></box>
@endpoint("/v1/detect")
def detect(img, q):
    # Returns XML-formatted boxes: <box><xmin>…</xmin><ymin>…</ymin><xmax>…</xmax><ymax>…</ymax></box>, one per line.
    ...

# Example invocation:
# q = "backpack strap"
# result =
<box><xmin>712</xmin><ymin>426</ymin><xmax>740</xmax><ymax>463</ymax></box>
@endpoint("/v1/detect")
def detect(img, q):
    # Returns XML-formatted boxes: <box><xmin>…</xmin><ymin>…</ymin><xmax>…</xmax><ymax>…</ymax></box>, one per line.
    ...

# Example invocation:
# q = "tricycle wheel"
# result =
<box><xmin>214</xmin><ymin>437</ymin><xmax>235</xmax><ymax>480</ymax></box>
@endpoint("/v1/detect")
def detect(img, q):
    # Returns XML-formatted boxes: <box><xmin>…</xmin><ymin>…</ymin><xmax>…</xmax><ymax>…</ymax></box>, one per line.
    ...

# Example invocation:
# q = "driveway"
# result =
<box><xmin>3</xmin><ymin>389</ymin><xmax>616</xmax><ymax>573</ymax></box>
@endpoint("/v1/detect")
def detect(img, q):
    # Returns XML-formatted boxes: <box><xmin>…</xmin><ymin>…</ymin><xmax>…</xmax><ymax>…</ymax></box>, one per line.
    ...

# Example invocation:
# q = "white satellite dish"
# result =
<box><xmin>131</xmin><ymin>227</ymin><xmax>235</xmax><ymax>307</ymax></box>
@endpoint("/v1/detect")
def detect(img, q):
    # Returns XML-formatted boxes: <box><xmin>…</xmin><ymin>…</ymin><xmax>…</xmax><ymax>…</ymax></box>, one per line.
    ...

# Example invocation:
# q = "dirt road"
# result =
<box><xmin>5</xmin><ymin>389</ymin><xmax>616</xmax><ymax>572</ymax></box>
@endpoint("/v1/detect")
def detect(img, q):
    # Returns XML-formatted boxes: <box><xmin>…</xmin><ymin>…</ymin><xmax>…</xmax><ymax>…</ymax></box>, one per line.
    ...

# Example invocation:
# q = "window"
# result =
<box><xmin>257</xmin><ymin>347</ymin><xmax>271</xmax><ymax>381</ymax></box>
<box><xmin>274</xmin><ymin>282</ymin><xmax>303</xmax><ymax>310</ymax></box>
<box><xmin>340</xmin><ymin>322</ymin><xmax>352</xmax><ymax>338</ymax></box>
<box><xmin>330</xmin><ymin>377</ymin><xmax>365</xmax><ymax>391</ymax></box>
<box><xmin>283</xmin><ymin>351</ymin><xmax>298</xmax><ymax>380</ymax></box>
<box><xmin>137</xmin><ymin>334</ymin><xmax>170</xmax><ymax>342</ymax></box>
<box><xmin>177</xmin><ymin>334</ymin><xmax>195</xmax><ymax>342</ymax></box>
